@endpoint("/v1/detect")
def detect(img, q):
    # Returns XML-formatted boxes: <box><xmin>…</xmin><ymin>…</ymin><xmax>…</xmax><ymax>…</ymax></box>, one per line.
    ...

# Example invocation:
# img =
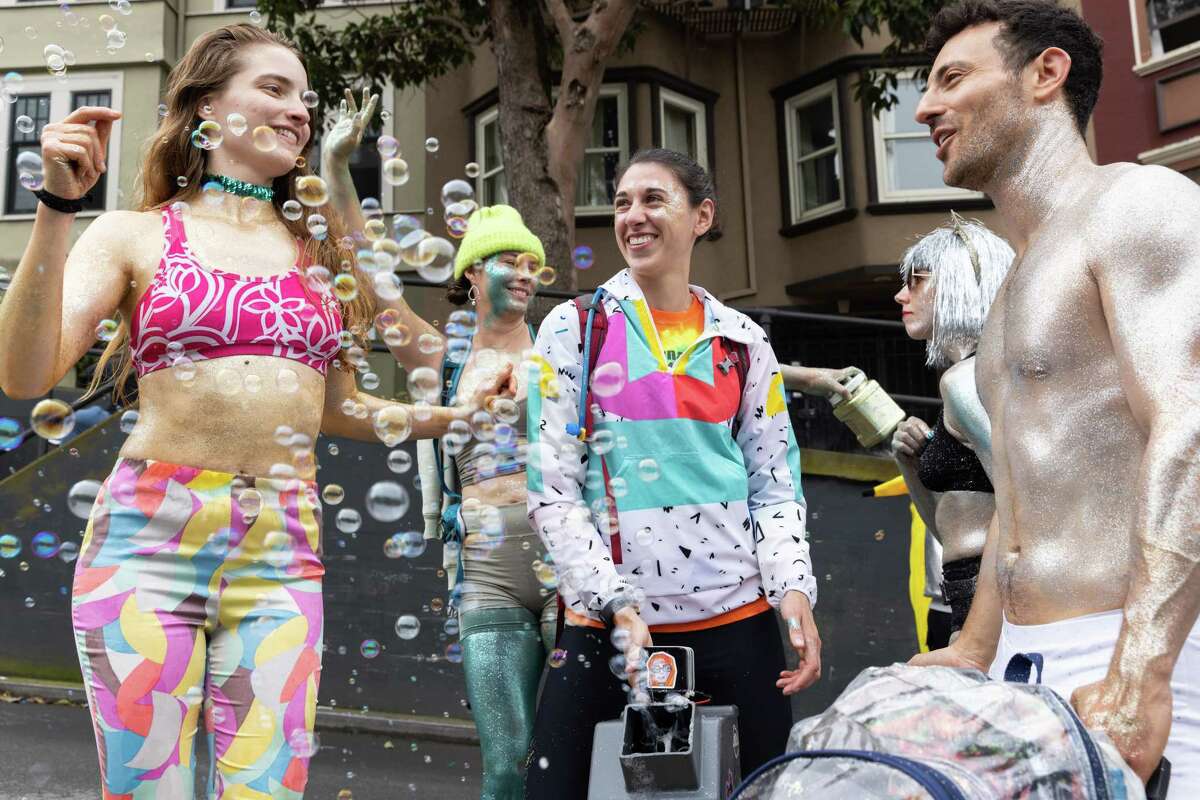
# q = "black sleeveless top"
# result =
<box><xmin>918</xmin><ymin>410</ymin><xmax>994</xmax><ymax>494</ymax></box>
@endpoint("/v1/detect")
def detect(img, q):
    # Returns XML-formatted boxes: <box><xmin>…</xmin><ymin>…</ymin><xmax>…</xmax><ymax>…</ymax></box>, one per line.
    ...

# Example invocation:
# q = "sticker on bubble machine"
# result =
<box><xmin>646</xmin><ymin>651</ymin><xmax>678</xmax><ymax>690</ymax></box>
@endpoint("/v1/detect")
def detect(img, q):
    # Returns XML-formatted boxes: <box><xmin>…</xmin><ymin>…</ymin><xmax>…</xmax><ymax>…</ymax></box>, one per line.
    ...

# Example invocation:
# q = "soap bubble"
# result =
<box><xmin>359</xmin><ymin>639</ymin><xmax>380</xmax><ymax>658</ymax></box>
<box><xmin>281</xmin><ymin>200</ymin><xmax>302</xmax><ymax>221</ymax></box>
<box><xmin>67</xmin><ymin>479</ymin><xmax>102</xmax><ymax>519</ymax></box>
<box><xmin>301</xmin><ymin>89</ymin><xmax>319</xmax><ymax>109</ymax></box>
<box><xmin>464</xmin><ymin>162</ymin><xmax>480</xmax><ymax>178</ymax></box>
<box><xmin>440</xmin><ymin>179</ymin><xmax>473</xmax><ymax>208</ymax></box>
<box><xmin>363</xmin><ymin>218</ymin><xmax>387</xmax><ymax>242</ymax></box>
<box><xmin>105</xmin><ymin>29</ymin><xmax>126</xmax><ymax>50</ymax></box>
<box><xmin>30</xmin><ymin>399</ymin><xmax>74</xmax><ymax>440</ymax></box>
<box><xmin>416</xmin><ymin>333</ymin><xmax>445</xmax><ymax>356</ymax></box>
<box><xmin>382</xmin><ymin>157</ymin><xmax>409</xmax><ymax>186</ymax></box>
<box><xmin>407</xmin><ymin>366</ymin><xmax>439</xmax><ymax>403</ymax></box>
<box><xmin>15</xmin><ymin>115</ymin><xmax>34</xmax><ymax>134</ymax></box>
<box><xmin>58</xmin><ymin>541</ymin><xmax>79</xmax><ymax>563</ymax></box>
<box><xmin>572</xmin><ymin>245</ymin><xmax>594</xmax><ymax>270</ymax></box>
<box><xmin>424</xmin><ymin>137</ymin><xmax>439</xmax><ymax>153</ymax></box>
<box><xmin>365</xmin><ymin>481</ymin><xmax>408</xmax><ymax>522</ymax></box>
<box><xmin>306</xmin><ymin>213</ymin><xmax>328</xmax><ymax>239</ymax></box>
<box><xmin>0</xmin><ymin>535</ymin><xmax>21</xmax><ymax>559</ymax></box>
<box><xmin>383</xmin><ymin>451</ymin><xmax>411</xmax><ymax>476</ymax></box>
<box><xmin>394</xmin><ymin>614</ymin><xmax>420</xmax><ymax>640</ymax></box>
<box><xmin>95</xmin><ymin>318</ymin><xmax>119</xmax><ymax>341</ymax></box>
<box><xmin>548</xmin><ymin>648</ymin><xmax>568</xmax><ymax>668</ymax></box>
<box><xmin>114</xmin><ymin>0</ymin><xmax>131</xmax><ymax>13</ymax></box>
<box><xmin>321</xmin><ymin>484</ymin><xmax>345</xmax><ymax>505</ymax></box>
<box><xmin>536</xmin><ymin>265</ymin><xmax>558</xmax><ymax>286</ymax></box>
<box><xmin>0</xmin><ymin>418</ymin><xmax>21</xmax><ymax>452</ymax></box>
<box><xmin>376</xmin><ymin>136</ymin><xmax>398</xmax><ymax>158</ymax></box>
<box><xmin>393</xmin><ymin>214</ymin><xmax>423</xmax><ymax>239</ymax></box>
<box><xmin>372</xmin><ymin>406</ymin><xmax>412</xmax><ymax>447</ymax></box>
<box><xmin>591</xmin><ymin>362</ymin><xmax>625</xmax><ymax>398</ymax></box>
<box><xmin>415</xmin><ymin>237</ymin><xmax>455</xmax><ymax>283</ymax></box>
<box><xmin>118</xmin><ymin>409</ymin><xmax>139</xmax><ymax>433</ymax></box>
<box><xmin>30</xmin><ymin>532</ymin><xmax>58</xmax><ymax>563</ymax></box>
<box><xmin>237</xmin><ymin>488</ymin><xmax>262</xmax><ymax>520</ymax></box>
<box><xmin>226</xmin><ymin>112</ymin><xmax>247</xmax><ymax>136</ymax></box>
<box><xmin>636</xmin><ymin>527</ymin><xmax>653</xmax><ymax>546</ymax></box>
<box><xmin>373</xmin><ymin>271</ymin><xmax>403</xmax><ymax>304</ymax></box>
<box><xmin>251</xmin><ymin>125</ymin><xmax>277</xmax><ymax>152</ymax></box>
<box><xmin>304</xmin><ymin>265</ymin><xmax>331</xmax><ymax>293</ymax></box>
<box><xmin>296</xmin><ymin>175</ymin><xmax>329</xmax><ymax>206</ymax></box>
<box><xmin>332</xmin><ymin>273</ymin><xmax>357</xmax><ymax>302</ymax></box>
<box><xmin>637</xmin><ymin>458</ymin><xmax>660</xmax><ymax>482</ymax></box>
<box><xmin>248</xmin><ymin>9</ymin><xmax>261</xmax><ymax>24</ymax></box>
<box><xmin>335</xmin><ymin>508</ymin><xmax>361</xmax><ymax>534</ymax></box>
<box><xmin>382</xmin><ymin>323</ymin><xmax>412</xmax><ymax>348</ymax></box>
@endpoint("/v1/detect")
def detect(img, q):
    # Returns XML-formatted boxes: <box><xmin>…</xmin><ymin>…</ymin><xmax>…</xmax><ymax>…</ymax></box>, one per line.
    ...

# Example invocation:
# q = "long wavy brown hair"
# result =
<box><xmin>88</xmin><ymin>23</ymin><xmax>373</xmax><ymax>403</ymax></box>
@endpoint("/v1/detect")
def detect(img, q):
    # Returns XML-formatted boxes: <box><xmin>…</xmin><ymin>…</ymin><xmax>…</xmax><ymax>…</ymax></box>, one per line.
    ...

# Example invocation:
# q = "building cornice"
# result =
<box><xmin>1137</xmin><ymin>134</ymin><xmax>1200</xmax><ymax>166</ymax></box>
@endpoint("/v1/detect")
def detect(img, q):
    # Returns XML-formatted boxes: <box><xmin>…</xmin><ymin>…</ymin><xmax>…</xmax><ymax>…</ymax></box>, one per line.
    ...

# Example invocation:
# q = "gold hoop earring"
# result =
<box><xmin>467</xmin><ymin>285</ymin><xmax>479</xmax><ymax>306</ymax></box>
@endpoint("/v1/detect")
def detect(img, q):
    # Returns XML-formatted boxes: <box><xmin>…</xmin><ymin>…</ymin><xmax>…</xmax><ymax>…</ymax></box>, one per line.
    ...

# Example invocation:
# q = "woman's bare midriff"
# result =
<box><xmin>934</xmin><ymin>490</ymin><xmax>994</xmax><ymax>563</ymax></box>
<box><xmin>119</xmin><ymin>356</ymin><xmax>326</xmax><ymax>478</ymax></box>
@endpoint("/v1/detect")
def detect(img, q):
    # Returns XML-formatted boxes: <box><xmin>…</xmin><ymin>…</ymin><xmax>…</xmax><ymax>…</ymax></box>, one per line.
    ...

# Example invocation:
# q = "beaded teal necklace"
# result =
<box><xmin>201</xmin><ymin>173</ymin><xmax>274</xmax><ymax>203</ymax></box>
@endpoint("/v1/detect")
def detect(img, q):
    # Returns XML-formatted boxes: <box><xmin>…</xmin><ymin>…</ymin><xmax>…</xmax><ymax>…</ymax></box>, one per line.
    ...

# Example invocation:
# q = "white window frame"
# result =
<box><xmin>872</xmin><ymin>71</ymin><xmax>984</xmax><ymax>204</ymax></box>
<box><xmin>657</xmin><ymin>87</ymin><xmax>708</xmax><ymax>169</ymax></box>
<box><xmin>783</xmin><ymin>80</ymin><xmax>845</xmax><ymax>225</ymax></box>
<box><xmin>0</xmin><ymin>72</ymin><xmax>123</xmax><ymax>220</ymax></box>
<box><xmin>475</xmin><ymin>83</ymin><xmax>628</xmax><ymax>214</ymax></box>
<box><xmin>474</xmin><ymin>105</ymin><xmax>506</xmax><ymax>207</ymax></box>
<box><xmin>572</xmin><ymin>84</ymin><xmax>629</xmax><ymax>216</ymax></box>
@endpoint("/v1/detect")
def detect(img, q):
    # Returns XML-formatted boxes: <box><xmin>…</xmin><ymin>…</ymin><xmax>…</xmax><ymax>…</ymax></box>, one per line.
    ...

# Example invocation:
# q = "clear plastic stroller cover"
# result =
<box><xmin>735</xmin><ymin>664</ymin><xmax>1145</xmax><ymax>800</ymax></box>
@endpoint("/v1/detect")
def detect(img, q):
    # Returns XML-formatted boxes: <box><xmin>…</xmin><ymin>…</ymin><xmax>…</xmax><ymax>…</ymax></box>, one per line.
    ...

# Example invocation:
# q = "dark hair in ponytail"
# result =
<box><xmin>446</xmin><ymin>274</ymin><xmax>471</xmax><ymax>306</ymax></box>
<box><xmin>614</xmin><ymin>148</ymin><xmax>721</xmax><ymax>241</ymax></box>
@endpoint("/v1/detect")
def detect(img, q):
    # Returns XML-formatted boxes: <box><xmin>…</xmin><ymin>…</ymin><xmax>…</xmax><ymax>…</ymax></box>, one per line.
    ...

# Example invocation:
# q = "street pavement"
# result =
<box><xmin>0</xmin><ymin>699</ymin><xmax>482</xmax><ymax>799</ymax></box>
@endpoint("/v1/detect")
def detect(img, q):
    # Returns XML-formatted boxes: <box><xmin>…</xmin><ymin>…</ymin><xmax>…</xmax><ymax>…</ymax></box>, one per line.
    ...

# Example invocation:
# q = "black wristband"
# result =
<box><xmin>34</xmin><ymin>189</ymin><xmax>91</xmax><ymax>214</ymax></box>
<box><xmin>599</xmin><ymin>593</ymin><xmax>638</xmax><ymax>627</ymax></box>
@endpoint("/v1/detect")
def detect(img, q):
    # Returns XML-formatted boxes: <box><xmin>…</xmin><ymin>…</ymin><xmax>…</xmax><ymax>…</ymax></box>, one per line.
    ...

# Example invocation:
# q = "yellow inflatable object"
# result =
<box><xmin>864</xmin><ymin>475</ymin><xmax>908</xmax><ymax>497</ymax></box>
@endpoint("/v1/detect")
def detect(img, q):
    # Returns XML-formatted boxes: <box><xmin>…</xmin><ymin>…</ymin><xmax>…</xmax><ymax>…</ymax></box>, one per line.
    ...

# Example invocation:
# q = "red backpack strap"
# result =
<box><xmin>571</xmin><ymin>294</ymin><xmax>609</xmax><ymax>439</ymax></box>
<box><xmin>727</xmin><ymin>339</ymin><xmax>752</xmax><ymax>439</ymax></box>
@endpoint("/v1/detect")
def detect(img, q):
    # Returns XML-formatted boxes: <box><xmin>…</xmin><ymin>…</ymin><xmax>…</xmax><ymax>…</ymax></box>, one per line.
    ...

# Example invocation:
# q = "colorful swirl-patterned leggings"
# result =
<box><xmin>71</xmin><ymin>458</ymin><xmax>325</xmax><ymax>799</ymax></box>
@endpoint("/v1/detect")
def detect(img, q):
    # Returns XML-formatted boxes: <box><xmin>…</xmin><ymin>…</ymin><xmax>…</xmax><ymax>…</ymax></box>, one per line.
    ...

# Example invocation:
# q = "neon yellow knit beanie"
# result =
<box><xmin>453</xmin><ymin>205</ymin><xmax>546</xmax><ymax>280</ymax></box>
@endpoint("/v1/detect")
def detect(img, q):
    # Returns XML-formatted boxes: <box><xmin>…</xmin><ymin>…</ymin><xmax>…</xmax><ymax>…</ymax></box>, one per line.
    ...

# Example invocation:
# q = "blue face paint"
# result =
<box><xmin>480</xmin><ymin>253</ymin><xmax>532</xmax><ymax>320</ymax></box>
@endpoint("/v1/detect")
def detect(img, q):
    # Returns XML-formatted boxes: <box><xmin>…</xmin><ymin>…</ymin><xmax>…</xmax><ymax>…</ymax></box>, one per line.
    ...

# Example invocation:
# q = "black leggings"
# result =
<box><xmin>524</xmin><ymin>609</ymin><xmax>793</xmax><ymax>799</ymax></box>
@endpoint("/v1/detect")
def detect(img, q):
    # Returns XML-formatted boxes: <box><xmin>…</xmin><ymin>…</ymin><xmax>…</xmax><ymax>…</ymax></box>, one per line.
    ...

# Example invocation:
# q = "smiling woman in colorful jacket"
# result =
<box><xmin>524</xmin><ymin>149</ymin><xmax>821</xmax><ymax>796</ymax></box>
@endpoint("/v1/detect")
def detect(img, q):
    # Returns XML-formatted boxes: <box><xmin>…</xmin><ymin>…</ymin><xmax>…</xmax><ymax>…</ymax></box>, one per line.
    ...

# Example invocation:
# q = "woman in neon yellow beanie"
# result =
<box><xmin>367</xmin><ymin>203</ymin><xmax>553</xmax><ymax>800</ymax></box>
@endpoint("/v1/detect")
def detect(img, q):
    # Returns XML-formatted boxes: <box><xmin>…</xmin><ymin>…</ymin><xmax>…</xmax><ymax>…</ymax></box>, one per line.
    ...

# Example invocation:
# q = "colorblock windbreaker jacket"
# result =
<box><xmin>526</xmin><ymin>269</ymin><xmax>817</xmax><ymax>628</ymax></box>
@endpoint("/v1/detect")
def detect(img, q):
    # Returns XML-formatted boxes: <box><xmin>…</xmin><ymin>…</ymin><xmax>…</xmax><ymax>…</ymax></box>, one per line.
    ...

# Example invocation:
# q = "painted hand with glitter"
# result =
<box><xmin>323</xmin><ymin>87</ymin><xmax>379</xmax><ymax>165</ymax></box>
<box><xmin>1072</xmin><ymin>672</ymin><xmax>1173</xmax><ymax>782</ymax></box>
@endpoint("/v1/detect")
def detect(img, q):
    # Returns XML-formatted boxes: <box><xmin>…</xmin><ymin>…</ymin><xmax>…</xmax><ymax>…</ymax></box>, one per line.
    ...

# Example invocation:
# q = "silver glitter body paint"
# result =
<box><xmin>978</xmin><ymin>154</ymin><xmax>1200</xmax><ymax>636</ymax></box>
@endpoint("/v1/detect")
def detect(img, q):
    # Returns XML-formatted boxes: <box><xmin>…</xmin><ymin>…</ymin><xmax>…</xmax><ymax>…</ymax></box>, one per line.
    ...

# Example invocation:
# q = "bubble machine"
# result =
<box><xmin>588</xmin><ymin>646</ymin><xmax>741</xmax><ymax>800</ymax></box>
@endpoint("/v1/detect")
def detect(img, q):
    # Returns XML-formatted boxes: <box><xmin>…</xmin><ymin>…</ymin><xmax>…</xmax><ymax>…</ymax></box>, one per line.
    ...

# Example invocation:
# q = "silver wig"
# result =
<box><xmin>899</xmin><ymin>213</ymin><xmax>1015</xmax><ymax>368</ymax></box>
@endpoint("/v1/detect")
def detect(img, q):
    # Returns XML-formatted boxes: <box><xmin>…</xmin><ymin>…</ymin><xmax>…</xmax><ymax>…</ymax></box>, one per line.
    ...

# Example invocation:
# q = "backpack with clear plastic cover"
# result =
<box><xmin>731</xmin><ymin>664</ymin><xmax>1146</xmax><ymax>800</ymax></box>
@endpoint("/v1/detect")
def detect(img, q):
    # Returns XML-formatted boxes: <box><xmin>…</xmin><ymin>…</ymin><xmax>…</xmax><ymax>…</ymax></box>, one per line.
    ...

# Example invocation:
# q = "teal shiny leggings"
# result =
<box><xmin>461</xmin><ymin>608</ymin><xmax>555</xmax><ymax>800</ymax></box>
<box><xmin>459</xmin><ymin>504</ymin><xmax>557</xmax><ymax>800</ymax></box>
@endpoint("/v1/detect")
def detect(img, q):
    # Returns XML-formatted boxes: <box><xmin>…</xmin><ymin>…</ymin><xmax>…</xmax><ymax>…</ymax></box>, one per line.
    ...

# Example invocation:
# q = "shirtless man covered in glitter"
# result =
<box><xmin>909</xmin><ymin>0</ymin><xmax>1200</xmax><ymax>790</ymax></box>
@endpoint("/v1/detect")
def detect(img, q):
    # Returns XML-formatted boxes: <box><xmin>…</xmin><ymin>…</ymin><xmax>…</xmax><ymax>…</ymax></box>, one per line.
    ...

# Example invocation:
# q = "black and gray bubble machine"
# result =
<box><xmin>587</xmin><ymin>646</ymin><xmax>741</xmax><ymax>800</ymax></box>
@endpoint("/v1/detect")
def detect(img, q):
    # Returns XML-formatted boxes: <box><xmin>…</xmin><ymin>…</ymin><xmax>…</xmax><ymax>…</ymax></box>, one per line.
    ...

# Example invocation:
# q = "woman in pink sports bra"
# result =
<box><xmin>0</xmin><ymin>24</ymin><xmax>511</xmax><ymax>800</ymax></box>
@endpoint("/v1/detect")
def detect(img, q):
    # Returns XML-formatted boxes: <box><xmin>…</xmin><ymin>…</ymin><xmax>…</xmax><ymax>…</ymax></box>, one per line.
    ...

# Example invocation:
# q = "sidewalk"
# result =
<box><xmin>0</xmin><ymin>691</ymin><xmax>482</xmax><ymax>799</ymax></box>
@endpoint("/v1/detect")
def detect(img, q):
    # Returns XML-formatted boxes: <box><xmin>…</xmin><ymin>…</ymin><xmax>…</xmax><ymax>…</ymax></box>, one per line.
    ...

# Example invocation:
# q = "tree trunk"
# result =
<box><xmin>489</xmin><ymin>0</ymin><xmax>638</xmax><ymax>309</ymax></box>
<box><xmin>488</xmin><ymin>0</ymin><xmax>576</xmax><ymax>304</ymax></box>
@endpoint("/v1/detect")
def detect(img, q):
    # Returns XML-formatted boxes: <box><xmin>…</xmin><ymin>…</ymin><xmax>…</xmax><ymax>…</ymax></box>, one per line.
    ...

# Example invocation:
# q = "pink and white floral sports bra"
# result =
<box><xmin>130</xmin><ymin>207</ymin><xmax>343</xmax><ymax>378</ymax></box>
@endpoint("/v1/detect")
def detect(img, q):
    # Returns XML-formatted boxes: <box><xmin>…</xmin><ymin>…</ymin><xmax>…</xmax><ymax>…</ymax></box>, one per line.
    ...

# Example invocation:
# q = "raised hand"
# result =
<box><xmin>40</xmin><ymin>106</ymin><xmax>122</xmax><ymax>201</ymax></box>
<box><xmin>322</xmin><ymin>87</ymin><xmax>379</xmax><ymax>166</ymax></box>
